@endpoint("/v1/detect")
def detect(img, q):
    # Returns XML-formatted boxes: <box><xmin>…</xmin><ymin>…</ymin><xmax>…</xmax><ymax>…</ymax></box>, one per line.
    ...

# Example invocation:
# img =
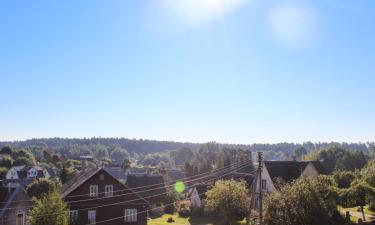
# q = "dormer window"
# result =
<box><xmin>89</xmin><ymin>185</ymin><xmax>98</xmax><ymax>197</ymax></box>
<box><xmin>27</xmin><ymin>169</ymin><xmax>38</xmax><ymax>178</ymax></box>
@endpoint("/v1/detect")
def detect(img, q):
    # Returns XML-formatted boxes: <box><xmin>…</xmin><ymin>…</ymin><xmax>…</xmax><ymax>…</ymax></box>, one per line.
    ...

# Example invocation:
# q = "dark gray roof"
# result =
<box><xmin>126</xmin><ymin>174</ymin><xmax>166</xmax><ymax>203</ymax></box>
<box><xmin>264</xmin><ymin>160</ymin><xmax>327</xmax><ymax>183</ymax></box>
<box><xmin>60</xmin><ymin>166</ymin><xmax>100</xmax><ymax>197</ymax></box>
<box><xmin>104</xmin><ymin>166</ymin><xmax>127</xmax><ymax>181</ymax></box>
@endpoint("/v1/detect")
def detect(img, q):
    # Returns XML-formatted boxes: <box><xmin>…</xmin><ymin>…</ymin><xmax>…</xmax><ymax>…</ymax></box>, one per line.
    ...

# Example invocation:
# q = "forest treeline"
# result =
<box><xmin>0</xmin><ymin>138</ymin><xmax>372</xmax><ymax>159</ymax></box>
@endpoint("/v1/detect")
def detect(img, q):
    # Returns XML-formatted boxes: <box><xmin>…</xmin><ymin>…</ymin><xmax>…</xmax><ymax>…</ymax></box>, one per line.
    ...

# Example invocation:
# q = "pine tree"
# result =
<box><xmin>28</xmin><ymin>188</ymin><xmax>69</xmax><ymax>225</ymax></box>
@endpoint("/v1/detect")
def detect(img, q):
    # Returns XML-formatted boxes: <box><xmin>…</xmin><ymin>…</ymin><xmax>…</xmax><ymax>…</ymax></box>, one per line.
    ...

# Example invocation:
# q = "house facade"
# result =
<box><xmin>3</xmin><ymin>165</ymin><xmax>50</xmax><ymax>188</ymax></box>
<box><xmin>61</xmin><ymin>167</ymin><xmax>149</xmax><ymax>225</ymax></box>
<box><xmin>0</xmin><ymin>186</ymin><xmax>32</xmax><ymax>225</ymax></box>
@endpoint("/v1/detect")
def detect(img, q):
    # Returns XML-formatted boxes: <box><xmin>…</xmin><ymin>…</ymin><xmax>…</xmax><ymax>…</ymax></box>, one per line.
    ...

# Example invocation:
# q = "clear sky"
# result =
<box><xmin>1</xmin><ymin>0</ymin><xmax>374</xmax><ymax>143</ymax></box>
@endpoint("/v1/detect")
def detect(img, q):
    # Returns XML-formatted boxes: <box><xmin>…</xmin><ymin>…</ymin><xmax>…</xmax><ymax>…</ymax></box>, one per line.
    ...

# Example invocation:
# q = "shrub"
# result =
<box><xmin>176</xmin><ymin>200</ymin><xmax>191</xmax><ymax>218</ymax></box>
<box><xmin>167</xmin><ymin>217</ymin><xmax>175</xmax><ymax>223</ymax></box>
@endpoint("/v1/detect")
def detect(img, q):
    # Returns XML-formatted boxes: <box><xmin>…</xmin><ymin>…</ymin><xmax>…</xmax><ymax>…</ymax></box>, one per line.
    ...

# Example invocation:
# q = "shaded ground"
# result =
<box><xmin>148</xmin><ymin>214</ymin><xmax>247</xmax><ymax>225</ymax></box>
<box><xmin>339</xmin><ymin>205</ymin><xmax>375</xmax><ymax>223</ymax></box>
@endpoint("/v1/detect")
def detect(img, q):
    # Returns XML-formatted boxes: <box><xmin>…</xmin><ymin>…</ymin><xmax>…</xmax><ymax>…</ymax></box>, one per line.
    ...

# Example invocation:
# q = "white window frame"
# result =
<box><xmin>261</xmin><ymin>179</ymin><xmax>267</xmax><ymax>190</ymax></box>
<box><xmin>124</xmin><ymin>209</ymin><xmax>137</xmax><ymax>222</ymax></box>
<box><xmin>16</xmin><ymin>211</ymin><xmax>25</xmax><ymax>225</ymax></box>
<box><xmin>105</xmin><ymin>185</ymin><xmax>113</xmax><ymax>197</ymax></box>
<box><xmin>69</xmin><ymin>210</ymin><xmax>78</xmax><ymax>222</ymax></box>
<box><xmin>88</xmin><ymin>210</ymin><xmax>96</xmax><ymax>225</ymax></box>
<box><xmin>89</xmin><ymin>185</ymin><xmax>98</xmax><ymax>197</ymax></box>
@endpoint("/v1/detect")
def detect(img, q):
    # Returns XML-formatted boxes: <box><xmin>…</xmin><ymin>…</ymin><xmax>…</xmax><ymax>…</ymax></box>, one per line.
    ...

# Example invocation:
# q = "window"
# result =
<box><xmin>105</xmin><ymin>185</ymin><xmax>113</xmax><ymax>197</ymax></box>
<box><xmin>27</xmin><ymin>169</ymin><xmax>38</xmax><ymax>178</ymax></box>
<box><xmin>69</xmin><ymin>210</ymin><xmax>78</xmax><ymax>222</ymax></box>
<box><xmin>124</xmin><ymin>209</ymin><xmax>137</xmax><ymax>222</ymax></box>
<box><xmin>261</xmin><ymin>179</ymin><xmax>267</xmax><ymax>190</ymax></box>
<box><xmin>89</xmin><ymin>185</ymin><xmax>98</xmax><ymax>197</ymax></box>
<box><xmin>88</xmin><ymin>210</ymin><xmax>96</xmax><ymax>225</ymax></box>
<box><xmin>16</xmin><ymin>212</ymin><xmax>24</xmax><ymax>225</ymax></box>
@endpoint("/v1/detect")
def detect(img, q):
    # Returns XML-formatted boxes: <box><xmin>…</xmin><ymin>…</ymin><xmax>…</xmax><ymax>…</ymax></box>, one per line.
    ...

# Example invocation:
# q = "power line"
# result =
<box><xmin>0</xmin><ymin>159</ymin><xmax>255</xmax><ymax>214</ymax></box>
<box><xmin>0</xmin><ymin>162</ymin><xmax>255</xmax><ymax>223</ymax></box>
<box><xmin>0</xmin><ymin>158</ymin><xmax>254</xmax><ymax>205</ymax></box>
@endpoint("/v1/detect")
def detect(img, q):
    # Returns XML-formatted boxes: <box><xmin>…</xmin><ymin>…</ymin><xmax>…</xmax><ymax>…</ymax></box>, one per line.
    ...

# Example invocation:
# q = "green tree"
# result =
<box><xmin>347</xmin><ymin>182</ymin><xmax>375</xmax><ymax>221</ymax></box>
<box><xmin>13</xmin><ymin>157</ymin><xmax>35</xmax><ymax>166</ymax></box>
<box><xmin>0</xmin><ymin>156</ymin><xmax>13</xmax><ymax>168</ymax></box>
<box><xmin>59</xmin><ymin>166</ymin><xmax>78</xmax><ymax>184</ymax></box>
<box><xmin>110</xmin><ymin>147</ymin><xmax>130</xmax><ymax>164</ymax></box>
<box><xmin>26</xmin><ymin>178</ymin><xmax>59</xmax><ymax>199</ymax></box>
<box><xmin>333</xmin><ymin>171</ymin><xmax>357</xmax><ymax>188</ymax></box>
<box><xmin>28</xmin><ymin>189</ymin><xmax>69</xmax><ymax>225</ymax></box>
<box><xmin>0</xmin><ymin>167</ymin><xmax>8</xmax><ymax>179</ymax></box>
<box><xmin>0</xmin><ymin>146</ymin><xmax>12</xmax><ymax>155</ymax></box>
<box><xmin>264</xmin><ymin>176</ymin><xmax>342</xmax><ymax>225</ymax></box>
<box><xmin>206</xmin><ymin>179</ymin><xmax>248</xmax><ymax>225</ymax></box>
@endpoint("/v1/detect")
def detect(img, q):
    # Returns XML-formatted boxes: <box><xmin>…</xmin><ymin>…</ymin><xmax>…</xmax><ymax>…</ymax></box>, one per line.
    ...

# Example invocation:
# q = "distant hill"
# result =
<box><xmin>0</xmin><ymin>138</ymin><xmax>372</xmax><ymax>159</ymax></box>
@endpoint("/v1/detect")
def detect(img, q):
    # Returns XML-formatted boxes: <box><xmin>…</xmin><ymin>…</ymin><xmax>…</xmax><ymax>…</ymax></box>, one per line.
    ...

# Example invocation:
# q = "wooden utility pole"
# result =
<box><xmin>258</xmin><ymin>152</ymin><xmax>263</xmax><ymax>225</ymax></box>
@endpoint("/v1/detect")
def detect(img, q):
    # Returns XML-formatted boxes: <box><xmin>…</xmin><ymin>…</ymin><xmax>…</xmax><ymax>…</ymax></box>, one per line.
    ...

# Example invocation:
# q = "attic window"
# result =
<box><xmin>99</xmin><ymin>174</ymin><xmax>105</xmax><ymax>181</ymax></box>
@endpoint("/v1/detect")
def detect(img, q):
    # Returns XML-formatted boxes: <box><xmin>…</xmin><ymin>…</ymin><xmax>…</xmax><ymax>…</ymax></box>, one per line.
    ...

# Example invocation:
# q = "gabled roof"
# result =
<box><xmin>126</xmin><ymin>174</ymin><xmax>166</xmax><ymax>203</ymax></box>
<box><xmin>264</xmin><ymin>160</ymin><xmax>326</xmax><ymax>183</ymax></box>
<box><xmin>104</xmin><ymin>166</ymin><xmax>127</xmax><ymax>181</ymax></box>
<box><xmin>61</xmin><ymin>167</ymin><xmax>150</xmax><ymax>205</ymax></box>
<box><xmin>60</xmin><ymin>166</ymin><xmax>101</xmax><ymax>197</ymax></box>
<box><xmin>194</xmin><ymin>184</ymin><xmax>208</xmax><ymax>199</ymax></box>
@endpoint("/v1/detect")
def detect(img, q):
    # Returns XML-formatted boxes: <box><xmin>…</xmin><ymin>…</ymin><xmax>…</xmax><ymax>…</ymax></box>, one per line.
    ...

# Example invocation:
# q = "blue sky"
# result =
<box><xmin>0</xmin><ymin>0</ymin><xmax>374</xmax><ymax>143</ymax></box>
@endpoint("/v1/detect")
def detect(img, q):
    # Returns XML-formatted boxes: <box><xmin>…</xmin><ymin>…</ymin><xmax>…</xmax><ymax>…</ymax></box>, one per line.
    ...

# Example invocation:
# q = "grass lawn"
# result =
<box><xmin>339</xmin><ymin>205</ymin><xmax>375</xmax><ymax>223</ymax></box>
<box><xmin>148</xmin><ymin>214</ymin><xmax>247</xmax><ymax>225</ymax></box>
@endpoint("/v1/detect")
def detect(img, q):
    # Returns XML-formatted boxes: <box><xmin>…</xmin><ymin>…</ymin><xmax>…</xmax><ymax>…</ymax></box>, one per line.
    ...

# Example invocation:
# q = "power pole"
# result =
<box><xmin>258</xmin><ymin>152</ymin><xmax>263</xmax><ymax>225</ymax></box>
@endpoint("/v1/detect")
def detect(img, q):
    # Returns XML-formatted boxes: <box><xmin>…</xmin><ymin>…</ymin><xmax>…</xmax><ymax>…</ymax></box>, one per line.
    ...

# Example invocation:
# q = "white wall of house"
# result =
<box><xmin>301</xmin><ymin>163</ymin><xmax>319</xmax><ymax>178</ymax></box>
<box><xmin>190</xmin><ymin>188</ymin><xmax>203</xmax><ymax>208</ymax></box>
<box><xmin>6</xmin><ymin>168</ymin><xmax>19</xmax><ymax>180</ymax></box>
<box><xmin>253</xmin><ymin>162</ymin><xmax>276</xmax><ymax>194</ymax></box>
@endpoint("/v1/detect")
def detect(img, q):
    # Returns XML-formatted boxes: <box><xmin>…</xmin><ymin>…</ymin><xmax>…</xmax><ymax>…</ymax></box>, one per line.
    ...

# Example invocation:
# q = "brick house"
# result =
<box><xmin>61</xmin><ymin>167</ymin><xmax>149</xmax><ymax>225</ymax></box>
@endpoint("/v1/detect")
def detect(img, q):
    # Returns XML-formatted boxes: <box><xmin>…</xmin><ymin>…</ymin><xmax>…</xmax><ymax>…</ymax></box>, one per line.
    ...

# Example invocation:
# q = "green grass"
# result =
<box><xmin>148</xmin><ymin>214</ymin><xmax>247</xmax><ymax>225</ymax></box>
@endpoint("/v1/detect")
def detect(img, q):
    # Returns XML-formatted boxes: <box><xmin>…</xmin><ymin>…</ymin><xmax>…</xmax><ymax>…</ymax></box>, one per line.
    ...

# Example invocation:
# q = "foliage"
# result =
<box><xmin>206</xmin><ymin>179</ymin><xmax>248</xmax><ymax>224</ymax></box>
<box><xmin>0</xmin><ymin>156</ymin><xmax>13</xmax><ymax>168</ymax></box>
<box><xmin>303</xmin><ymin>146</ymin><xmax>368</xmax><ymax>173</ymax></box>
<box><xmin>110</xmin><ymin>146</ymin><xmax>130</xmax><ymax>164</ymax></box>
<box><xmin>176</xmin><ymin>200</ymin><xmax>191</xmax><ymax>217</ymax></box>
<box><xmin>0</xmin><ymin>146</ymin><xmax>12</xmax><ymax>155</ymax></box>
<box><xmin>26</xmin><ymin>178</ymin><xmax>59</xmax><ymax>199</ymax></box>
<box><xmin>264</xmin><ymin>176</ymin><xmax>342</xmax><ymax>225</ymax></box>
<box><xmin>28</xmin><ymin>189</ymin><xmax>69</xmax><ymax>225</ymax></box>
<box><xmin>13</xmin><ymin>156</ymin><xmax>35</xmax><ymax>166</ymax></box>
<box><xmin>169</xmin><ymin>147</ymin><xmax>194</xmax><ymax>166</ymax></box>
<box><xmin>59</xmin><ymin>166</ymin><xmax>78</xmax><ymax>184</ymax></box>
<box><xmin>0</xmin><ymin>167</ymin><xmax>8</xmax><ymax>179</ymax></box>
<box><xmin>333</xmin><ymin>171</ymin><xmax>357</xmax><ymax>188</ymax></box>
<box><xmin>347</xmin><ymin>182</ymin><xmax>375</xmax><ymax>207</ymax></box>
<box><xmin>165</xmin><ymin>190</ymin><xmax>179</xmax><ymax>214</ymax></box>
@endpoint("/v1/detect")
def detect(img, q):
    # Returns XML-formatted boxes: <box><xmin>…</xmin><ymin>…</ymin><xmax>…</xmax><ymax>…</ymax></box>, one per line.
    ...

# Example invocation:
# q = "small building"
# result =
<box><xmin>61</xmin><ymin>166</ymin><xmax>149</xmax><ymax>225</ymax></box>
<box><xmin>251</xmin><ymin>160</ymin><xmax>327</xmax><ymax>210</ymax></box>
<box><xmin>0</xmin><ymin>185</ymin><xmax>32</xmax><ymax>225</ymax></box>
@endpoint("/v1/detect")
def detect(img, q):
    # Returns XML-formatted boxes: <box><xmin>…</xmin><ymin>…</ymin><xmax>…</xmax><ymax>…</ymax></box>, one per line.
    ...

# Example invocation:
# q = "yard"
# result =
<box><xmin>148</xmin><ymin>214</ymin><xmax>247</xmax><ymax>225</ymax></box>
<box><xmin>339</xmin><ymin>205</ymin><xmax>375</xmax><ymax>223</ymax></box>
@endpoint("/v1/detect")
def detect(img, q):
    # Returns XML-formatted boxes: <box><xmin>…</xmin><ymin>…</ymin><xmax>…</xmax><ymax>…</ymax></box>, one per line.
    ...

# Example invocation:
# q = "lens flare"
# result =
<box><xmin>174</xmin><ymin>181</ymin><xmax>185</xmax><ymax>193</ymax></box>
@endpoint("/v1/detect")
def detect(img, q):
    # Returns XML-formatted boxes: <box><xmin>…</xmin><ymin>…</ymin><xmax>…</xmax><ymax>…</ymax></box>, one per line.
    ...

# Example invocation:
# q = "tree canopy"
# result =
<box><xmin>28</xmin><ymin>189</ymin><xmax>69</xmax><ymax>225</ymax></box>
<box><xmin>206</xmin><ymin>179</ymin><xmax>249</xmax><ymax>224</ymax></box>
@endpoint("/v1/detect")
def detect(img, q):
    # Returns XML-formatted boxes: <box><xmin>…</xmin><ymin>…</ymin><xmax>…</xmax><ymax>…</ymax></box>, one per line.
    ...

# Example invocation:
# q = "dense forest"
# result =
<box><xmin>0</xmin><ymin>138</ymin><xmax>372</xmax><ymax>159</ymax></box>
